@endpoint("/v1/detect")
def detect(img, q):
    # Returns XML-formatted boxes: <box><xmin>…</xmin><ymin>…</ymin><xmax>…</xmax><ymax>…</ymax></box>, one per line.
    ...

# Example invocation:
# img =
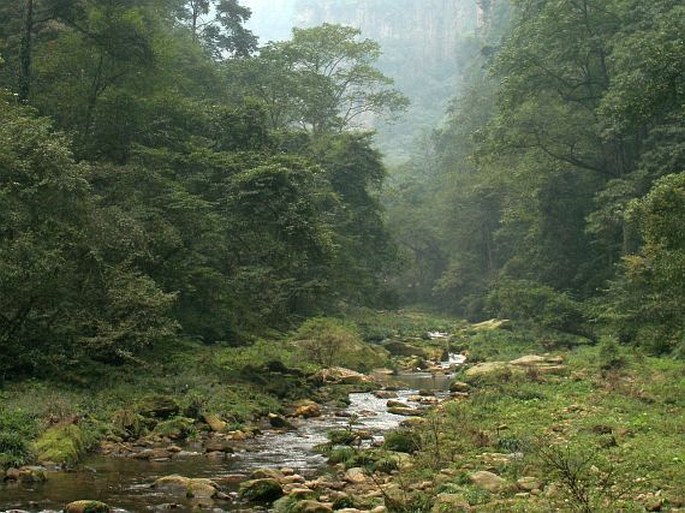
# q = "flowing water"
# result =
<box><xmin>0</xmin><ymin>355</ymin><xmax>463</xmax><ymax>513</ymax></box>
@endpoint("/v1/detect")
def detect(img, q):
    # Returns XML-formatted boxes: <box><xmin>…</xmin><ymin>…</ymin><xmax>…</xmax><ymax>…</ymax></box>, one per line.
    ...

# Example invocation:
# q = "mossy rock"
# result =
<box><xmin>239</xmin><ymin>478</ymin><xmax>284</xmax><ymax>503</ymax></box>
<box><xmin>138</xmin><ymin>395</ymin><xmax>180</xmax><ymax>419</ymax></box>
<box><xmin>33</xmin><ymin>424</ymin><xmax>86</xmax><ymax>465</ymax></box>
<box><xmin>64</xmin><ymin>500</ymin><xmax>111</xmax><ymax>513</ymax></box>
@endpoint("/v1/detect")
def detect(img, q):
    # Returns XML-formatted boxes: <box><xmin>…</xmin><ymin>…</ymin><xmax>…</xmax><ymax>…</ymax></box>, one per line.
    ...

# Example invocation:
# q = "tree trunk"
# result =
<box><xmin>19</xmin><ymin>0</ymin><xmax>34</xmax><ymax>103</ymax></box>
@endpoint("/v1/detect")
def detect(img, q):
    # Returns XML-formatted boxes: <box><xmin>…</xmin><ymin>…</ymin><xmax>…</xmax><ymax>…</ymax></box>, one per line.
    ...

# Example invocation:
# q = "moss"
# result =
<box><xmin>152</xmin><ymin>416</ymin><xmax>196</xmax><ymax>439</ymax></box>
<box><xmin>33</xmin><ymin>424</ymin><xmax>86</xmax><ymax>465</ymax></box>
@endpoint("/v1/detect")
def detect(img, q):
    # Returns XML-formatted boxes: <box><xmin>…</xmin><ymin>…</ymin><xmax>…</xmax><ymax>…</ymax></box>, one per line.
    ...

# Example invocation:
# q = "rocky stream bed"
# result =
<box><xmin>0</xmin><ymin>353</ymin><xmax>467</xmax><ymax>513</ymax></box>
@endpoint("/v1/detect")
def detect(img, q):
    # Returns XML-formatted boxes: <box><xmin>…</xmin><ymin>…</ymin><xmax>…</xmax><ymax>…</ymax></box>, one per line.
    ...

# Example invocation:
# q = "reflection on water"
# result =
<box><xmin>0</xmin><ymin>355</ymin><xmax>465</xmax><ymax>513</ymax></box>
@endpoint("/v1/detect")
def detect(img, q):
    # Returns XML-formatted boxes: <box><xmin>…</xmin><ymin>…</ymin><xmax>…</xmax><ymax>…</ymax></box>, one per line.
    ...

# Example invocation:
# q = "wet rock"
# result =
<box><xmin>251</xmin><ymin>468</ymin><xmax>285</xmax><ymax>480</ymax></box>
<box><xmin>268</xmin><ymin>413</ymin><xmax>293</xmax><ymax>428</ymax></box>
<box><xmin>204</xmin><ymin>438</ymin><xmax>234</xmax><ymax>453</ymax></box>
<box><xmin>202</xmin><ymin>413</ymin><xmax>227</xmax><ymax>433</ymax></box>
<box><xmin>239</xmin><ymin>478</ymin><xmax>284</xmax><ymax>503</ymax></box>
<box><xmin>133</xmin><ymin>447</ymin><xmax>173</xmax><ymax>460</ymax></box>
<box><xmin>386</xmin><ymin>400</ymin><xmax>407</xmax><ymax>409</ymax></box>
<box><xmin>469</xmin><ymin>471</ymin><xmax>506</xmax><ymax>493</ymax></box>
<box><xmin>4</xmin><ymin>467</ymin><xmax>20</xmax><ymax>480</ymax></box>
<box><xmin>431</xmin><ymin>494</ymin><xmax>471</xmax><ymax>513</ymax></box>
<box><xmin>387</xmin><ymin>407</ymin><xmax>424</xmax><ymax>417</ymax></box>
<box><xmin>152</xmin><ymin>475</ymin><xmax>221</xmax><ymax>498</ymax></box>
<box><xmin>373</xmin><ymin>390</ymin><xmax>398</xmax><ymax>399</ymax></box>
<box><xmin>16</xmin><ymin>466</ymin><xmax>47</xmax><ymax>483</ymax></box>
<box><xmin>64</xmin><ymin>500</ymin><xmax>111</xmax><ymax>513</ymax></box>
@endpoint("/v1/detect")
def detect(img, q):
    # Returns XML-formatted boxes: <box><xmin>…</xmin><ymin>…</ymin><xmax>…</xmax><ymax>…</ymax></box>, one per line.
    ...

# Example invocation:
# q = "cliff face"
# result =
<box><xmin>294</xmin><ymin>1</ymin><xmax>478</xmax><ymax>72</ymax></box>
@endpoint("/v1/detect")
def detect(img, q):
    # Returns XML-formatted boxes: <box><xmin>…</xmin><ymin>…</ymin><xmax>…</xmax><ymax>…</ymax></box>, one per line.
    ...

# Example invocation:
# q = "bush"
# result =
<box><xmin>486</xmin><ymin>279</ymin><xmax>586</xmax><ymax>334</ymax></box>
<box><xmin>291</xmin><ymin>317</ymin><xmax>390</xmax><ymax>371</ymax></box>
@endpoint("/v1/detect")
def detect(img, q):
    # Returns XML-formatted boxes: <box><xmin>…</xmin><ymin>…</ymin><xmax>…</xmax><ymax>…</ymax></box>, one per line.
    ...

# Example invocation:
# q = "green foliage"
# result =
<box><xmin>0</xmin><ymin>408</ymin><xmax>36</xmax><ymax>468</ymax></box>
<box><xmin>291</xmin><ymin>317</ymin><xmax>390</xmax><ymax>371</ymax></box>
<box><xmin>485</xmin><ymin>279</ymin><xmax>586</xmax><ymax>334</ymax></box>
<box><xmin>383</xmin><ymin>429</ymin><xmax>419</xmax><ymax>454</ymax></box>
<box><xmin>32</xmin><ymin>424</ymin><xmax>87</xmax><ymax>465</ymax></box>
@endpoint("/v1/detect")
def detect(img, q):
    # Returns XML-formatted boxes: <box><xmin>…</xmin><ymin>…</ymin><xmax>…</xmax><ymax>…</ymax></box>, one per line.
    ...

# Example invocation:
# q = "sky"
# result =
<box><xmin>241</xmin><ymin>0</ymin><xmax>298</xmax><ymax>43</ymax></box>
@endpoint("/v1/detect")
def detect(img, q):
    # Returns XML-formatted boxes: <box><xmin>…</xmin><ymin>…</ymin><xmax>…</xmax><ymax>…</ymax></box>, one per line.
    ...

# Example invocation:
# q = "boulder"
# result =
<box><xmin>17</xmin><ymin>466</ymin><xmax>47</xmax><ymax>483</ymax></box>
<box><xmin>202</xmin><ymin>413</ymin><xmax>227</xmax><ymax>432</ymax></box>
<box><xmin>449</xmin><ymin>381</ymin><xmax>470</xmax><ymax>393</ymax></box>
<box><xmin>138</xmin><ymin>395</ymin><xmax>180</xmax><ymax>419</ymax></box>
<box><xmin>204</xmin><ymin>438</ymin><xmax>234</xmax><ymax>453</ymax></box>
<box><xmin>516</xmin><ymin>476</ymin><xmax>542</xmax><ymax>492</ymax></box>
<box><xmin>315</xmin><ymin>367</ymin><xmax>374</xmax><ymax>386</ymax></box>
<box><xmin>152</xmin><ymin>475</ymin><xmax>220</xmax><ymax>498</ymax></box>
<box><xmin>386</xmin><ymin>400</ymin><xmax>407</xmax><ymax>408</ymax></box>
<box><xmin>387</xmin><ymin>407</ymin><xmax>424</xmax><ymax>417</ymax></box>
<box><xmin>64</xmin><ymin>500</ymin><xmax>111</xmax><ymax>513</ymax></box>
<box><xmin>268</xmin><ymin>413</ymin><xmax>293</xmax><ymax>428</ymax></box>
<box><xmin>343</xmin><ymin>467</ymin><xmax>367</xmax><ymax>484</ymax></box>
<box><xmin>239</xmin><ymin>478</ymin><xmax>284</xmax><ymax>503</ymax></box>
<box><xmin>382</xmin><ymin>341</ymin><xmax>427</xmax><ymax>357</ymax></box>
<box><xmin>431</xmin><ymin>494</ymin><xmax>471</xmax><ymax>513</ymax></box>
<box><xmin>291</xmin><ymin>500</ymin><xmax>333</xmax><ymax>513</ymax></box>
<box><xmin>292</xmin><ymin>400</ymin><xmax>322</xmax><ymax>418</ymax></box>
<box><xmin>469</xmin><ymin>471</ymin><xmax>507</xmax><ymax>493</ymax></box>
<box><xmin>463</xmin><ymin>362</ymin><xmax>509</xmax><ymax>380</ymax></box>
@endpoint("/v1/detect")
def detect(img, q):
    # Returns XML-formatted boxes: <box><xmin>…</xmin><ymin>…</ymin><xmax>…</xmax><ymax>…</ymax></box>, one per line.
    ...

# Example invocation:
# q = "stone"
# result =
<box><xmin>469</xmin><ymin>471</ymin><xmax>506</xmax><ymax>493</ymax></box>
<box><xmin>463</xmin><ymin>361</ymin><xmax>510</xmax><ymax>380</ymax></box>
<box><xmin>133</xmin><ymin>448</ymin><xmax>172</xmax><ymax>460</ymax></box>
<box><xmin>516</xmin><ymin>476</ymin><xmax>542</xmax><ymax>492</ymax></box>
<box><xmin>251</xmin><ymin>468</ymin><xmax>285</xmax><ymax>480</ymax></box>
<box><xmin>315</xmin><ymin>367</ymin><xmax>374</xmax><ymax>385</ymax></box>
<box><xmin>18</xmin><ymin>466</ymin><xmax>47</xmax><ymax>483</ymax></box>
<box><xmin>64</xmin><ymin>500</ymin><xmax>112</xmax><ymax>513</ymax></box>
<box><xmin>343</xmin><ymin>467</ymin><xmax>367</xmax><ymax>484</ymax></box>
<box><xmin>449</xmin><ymin>381</ymin><xmax>470</xmax><ymax>393</ymax></box>
<box><xmin>291</xmin><ymin>499</ymin><xmax>333</xmax><ymax>513</ymax></box>
<box><xmin>374</xmin><ymin>390</ymin><xmax>399</xmax><ymax>399</ymax></box>
<box><xmin>239</xmin><ymin>478</ymin><xmax>284</xmax><ymax>503</ymax></box>
<box><xmin>431</xmin><ymin>494</ymin><xmax>471</xmax><ymax>513</ymax></box>
<box><xmin>204</xmin><ymin>438</ymin><xmax>234</xmax><ymax>453</ymax></box>
<box><xmin>268</xmin><ymin>413</ymin><xmax>293</xmax><ymax>428</ymax></box>
<box><xmin>202</xmin><ymin>413</ymin><xmax>227</xmax><ymax>432</ymax></box>
<box><xmin>292</xmin><ymin>400</ymin><xmax>322</xmax><ymax>418</ymax></box>
<box><xmin>138</xmin><ymin>396</ymin><xmax>180</xmax><ymax>419</ymax></box>
<box><xmin>386</xmin><ymin>400</ymin><xmax>407</xmax><ymax>408</ymax></box>
<box><xmin>387</xmin><ymin>407</ymin><xmax>424</xmax><ymax>417</ymax></box>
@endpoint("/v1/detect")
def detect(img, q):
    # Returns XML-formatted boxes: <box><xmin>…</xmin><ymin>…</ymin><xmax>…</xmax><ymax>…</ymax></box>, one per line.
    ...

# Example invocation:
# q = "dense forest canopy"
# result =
<box><xmin>386</xmin><ymin>0</ymin><xmax>684</xmax><ymax>356</ymax></box>
<box><xmin>0</xmin><ymin>0</ymin><xmax>683</xmax><ymax>382</ymax></box>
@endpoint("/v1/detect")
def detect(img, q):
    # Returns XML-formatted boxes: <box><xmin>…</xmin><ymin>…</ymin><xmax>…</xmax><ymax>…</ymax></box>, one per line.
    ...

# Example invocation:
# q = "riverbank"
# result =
<box><xmin>1</xmin><ymin>311</ymin><xmax>684</xmax><ymax>512</ymax></box>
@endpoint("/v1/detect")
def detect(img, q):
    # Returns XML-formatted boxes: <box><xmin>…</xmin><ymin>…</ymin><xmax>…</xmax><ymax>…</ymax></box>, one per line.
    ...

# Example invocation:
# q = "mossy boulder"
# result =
<box><xmin>152</xmin><ymin>475</ymin><xmax>220</xmax><ymax>498</ymax></box>
<box><xmin>239</xmin><ymin>478</ymin><xmax>284</xmax><ymax>503</ymax></box>
<box><xmin>382</xmin><ymin>340</ymin><xmax>427</xmax><ymax>358</ymax></box>
<box><xmin>64</xmin><ymin>500</ymin><xmax>111</xmax><ymax>513</ymax></box>
<box><xmin>138</xmin><ymin>395</ymin><xmax>180</xmax><ymax>419</ymax></box>
<box><xmin>33</xmin><ymin>424</ymin><xmax>86</xmax><ymax>465</ymax></box>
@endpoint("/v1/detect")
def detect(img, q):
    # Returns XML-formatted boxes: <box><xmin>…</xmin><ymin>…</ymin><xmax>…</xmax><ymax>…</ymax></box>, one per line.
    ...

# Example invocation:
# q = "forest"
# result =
<box><xmin>0</xmin><ymin>1</ymin><xmax>683</xmax><ymax>512</ymax></box>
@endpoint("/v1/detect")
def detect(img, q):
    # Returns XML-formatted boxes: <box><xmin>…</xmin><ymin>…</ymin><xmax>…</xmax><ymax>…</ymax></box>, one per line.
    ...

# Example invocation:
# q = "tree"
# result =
<box><xmin>175</xmin><ymin>0</ymin><xmax>257</xmax><ymax>59</ymax></box>
<box><xmin>233</xmin><ymin>23</ymin><xmax>409</xmax><ymax>134</ymax></box>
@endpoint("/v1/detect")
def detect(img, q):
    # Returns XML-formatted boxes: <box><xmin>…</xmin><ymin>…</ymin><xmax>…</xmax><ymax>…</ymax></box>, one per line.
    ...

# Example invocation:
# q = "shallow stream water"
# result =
<box><xmin>0</xmin><ymin>355</ymin><xmax>463</xmax><ymax>513</ymax></box>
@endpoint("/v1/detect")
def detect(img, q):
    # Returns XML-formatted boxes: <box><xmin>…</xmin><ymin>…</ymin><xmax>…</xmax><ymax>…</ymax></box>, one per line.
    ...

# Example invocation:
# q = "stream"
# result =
<box><xmin>0</xmin><ymin>354</ymin><xmax>465</xmax><ymax>513</ymax></box>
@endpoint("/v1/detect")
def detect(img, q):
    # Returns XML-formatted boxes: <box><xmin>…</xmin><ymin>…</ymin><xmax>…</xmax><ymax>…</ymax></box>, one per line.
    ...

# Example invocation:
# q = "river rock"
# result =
<box><xmin>239</xmin><ymin>478</ymin><xmax>284</xmax><ymax>503</ymax></box>
<box><xmin>15</xmin><ymin>466</ymin><xmax>47</xmax><ymax>483</ymax></box>
<box><xmin>204</xmin><ymin>436</ymin><xmax>234</xmax><ymax>453</ymax></box>
<box><xmin>431</xmin><ymin>494</ymin><xmax>471</xmax><ymax>513</ymax></box>
<box><xmin>292</xmin><ymin>400</ymin><xmax>322</xmax><ymax>418</ymax></box>
<box><xmin>469</xmin><ymin>471</ymin><xmax>507</xmax><ymax>493</ymax></box>
<box><xmin>268</xmin><ymin>413</ymin><xmax>293</xmax><ymax>428</ymax></box>
<box><xmin>291</xmin><ymin>499</ymin><xmax>333</xmax><ymax>513</ymax></box>
<box><xmin>152</xmin><ymin>475</ymin><xmax>220</xmax><ymax>498</ymax></box>
<box><xmin>387</xmin><ymin>407</ymin><xmax>424</xmax><ymax>417</ymax></box>
<box><xmin>64</xmin><ymin>500</ymin><xmax>112</xmax><ymax>513</ymax></box>
<box><xmin>251</xmin><ymin>468</ymin><xmax>285</xmax><ymax>480</ymax></box>
<box><xmin>386</xmin><ymin>399</ymin><xmax>407</xmax><ymax>408</ymax></box>
<box><xmin>202</xmin><ymin>413</ymin><xmax>227</xmax><ymax>432</ymax></box>
<box><xmin>374</xmin><ymin>390</ymin><xmax>398</xmax><ymax>399</ymax></box>
<box><xmin>315</xmin><ymin>367</ymin><xmax>374</xmax><ymax>385</ymax></box>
